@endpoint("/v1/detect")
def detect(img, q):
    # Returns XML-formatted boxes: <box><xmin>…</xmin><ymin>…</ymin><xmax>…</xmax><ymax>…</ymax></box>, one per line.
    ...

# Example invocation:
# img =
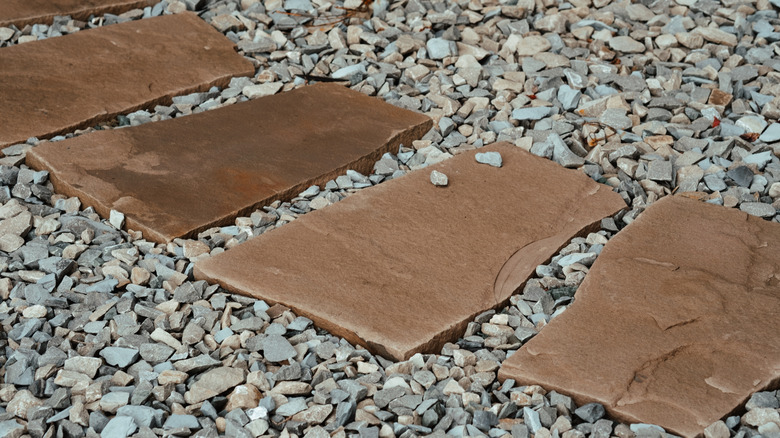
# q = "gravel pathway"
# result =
<box><xmin>1</xmin><ymin>0</ymin><xmax>779</xmax><ymax>437</ymax></box>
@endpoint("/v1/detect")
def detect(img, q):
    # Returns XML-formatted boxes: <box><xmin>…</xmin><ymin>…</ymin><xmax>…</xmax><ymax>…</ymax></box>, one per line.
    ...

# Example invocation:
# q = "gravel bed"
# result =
<box><xmin>1</xmin><ymin>0</ymin><xmax>780</xmax><ymax>437</ymax></box>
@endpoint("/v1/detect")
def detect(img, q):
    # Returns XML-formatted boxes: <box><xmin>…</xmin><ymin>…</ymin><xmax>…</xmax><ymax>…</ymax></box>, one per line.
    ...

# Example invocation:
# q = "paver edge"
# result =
<box><xmin>0</xmin><ymin>0</ymin><xmax>158</xmax><ymax>28</ymax></box>
<box><xmin>1</xmin><ymin>12</ymin><xmax>256</xmax><ymax>149</ymax></box>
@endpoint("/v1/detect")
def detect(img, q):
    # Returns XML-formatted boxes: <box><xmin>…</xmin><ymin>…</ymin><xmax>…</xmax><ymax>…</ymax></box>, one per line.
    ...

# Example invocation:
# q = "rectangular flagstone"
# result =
<box><xmin>0</xmin><ymin>0</ymin><xmax>156</xmax><ymax>28</ymax></box>
<box><xmin>0</xmin><ymin>12</ymin><xmax>254</xmax><ymax>148</ymax></box>
<box><xmin>26</xmin><ymin>83</ymin><xmax>433</xmax><ymax>243</ymax></box>
<box><xmin>499</xmin><ymin>195</ymin><xmax>780</xmax><ymax>438</ymax></box>
<box><xmin>194</xmin><ymin>143</ymin><xmax>626</xmax><ymax>361</ymax></box>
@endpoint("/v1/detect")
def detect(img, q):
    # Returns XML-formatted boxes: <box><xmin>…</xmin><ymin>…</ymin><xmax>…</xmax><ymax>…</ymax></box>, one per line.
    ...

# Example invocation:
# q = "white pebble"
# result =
<box><xmin>430</xmin><ymin>170</ymin><xmax>448</xmax><ymax>186</ymax></box>
<box><xmin>475</xmin><ymin>151</ymin><xmax>503</xmax><ymax>168</ymax></box>
<box><xmin>109</xmin><ymin>210</ymin><xmax>125</xmax><ymax>230</ymax></box>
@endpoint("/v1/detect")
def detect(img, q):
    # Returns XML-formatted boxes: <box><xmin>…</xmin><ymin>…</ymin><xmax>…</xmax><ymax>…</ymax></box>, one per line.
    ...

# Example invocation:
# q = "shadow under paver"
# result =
<box><xmin>26</xmin><ymin>83</ymin><xmax>433</xmax><ymax>243</ymax></box>
<box><xmin>0</xmin><ymin>0</ymin><xmax>156</xmax><ymax>28</ymax></box>
<box><xmin>499</xmin><ymin>195</ymin><xmax>780</xmax><ymax>438</ymax></box>
<box><xmin>0</xmin><ymin>12</ymin><xmax>254</xmax><ymax>149</ymax></box>
<box><xmin>194</xmin><ymin>143</ymin><xmax>626</xmax><ymax>361</ymax></box>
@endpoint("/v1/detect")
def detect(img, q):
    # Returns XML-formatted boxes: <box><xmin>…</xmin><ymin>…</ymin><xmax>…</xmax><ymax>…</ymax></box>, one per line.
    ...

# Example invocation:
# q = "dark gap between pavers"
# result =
<box><xmin>0</xmin><ymin>0</ymin><xmax>156</xmax><ymax>28</ymax></box>
<box><xmin>499</xmin><ymin>195</ymin><xmax>780</xmax><ymax>438</ymax></box>
<box><xmin>0</xmin><ymin>12</ymin><xmax>254</xmax><ymax>149</ymax></box>
<box><xmin>26</xmin><ymin>82</ymin><xmax>433</xmax><ymax>243</ymax></box>
<box><xmin>194</xmin><ymin>143</ymin><xmax>626</xmax><ymax>361</ymax></box>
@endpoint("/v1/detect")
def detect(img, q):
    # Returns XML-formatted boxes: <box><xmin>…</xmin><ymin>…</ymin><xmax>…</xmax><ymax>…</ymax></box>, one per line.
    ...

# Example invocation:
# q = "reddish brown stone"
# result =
<box><xmin>0</xmin><ymin>0</ymin><xmax>156</xmax><ymax>28</ymax></box>
<box><xmin>194</xmin><ymin>143</ymin><xmax>625</xmax><ymax>361</ymax></box>
<box><xmin>708</xmin><ymin>88</ymin><xmax>733</xmax><ymax>107</ymax></box>
<box><xmin>499</xmin><ymin>195</ymin><xmax>780</xmax><ymax>438</ymax></box>
<box><xmin>26</xmin><ymin>83</ymin><xmax>432</xmax><ymax>243</ymax></box>
<box><xmin>0</xmin><ymin>13</ymin><xmax>254</xmax><ymax>148</ymax></box>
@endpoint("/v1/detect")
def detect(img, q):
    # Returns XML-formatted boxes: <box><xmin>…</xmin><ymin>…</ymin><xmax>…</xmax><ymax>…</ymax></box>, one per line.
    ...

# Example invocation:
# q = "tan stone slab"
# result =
<box><xmin>194</xmin><ymin>143</ymin><xmax>626</xmax><ymax>361</ymax></box>
<box><xmin>0</xmin><ymin>0</ymin><xmax>156</xmax><ymax>28</ymax></box>
<box><xmin>26</xmin><ymin>83</ymin><xmax>433</xmax><ymax>243</ymax></box>
<box><xmin>499</xmin><ymin>195</ymin><xmax>780</xmax><ymax>438</ymax></box>
<box><xmin>0</xmin><ymin>12</ymin><xmax>254</xmax><ymax>148</ymax></box>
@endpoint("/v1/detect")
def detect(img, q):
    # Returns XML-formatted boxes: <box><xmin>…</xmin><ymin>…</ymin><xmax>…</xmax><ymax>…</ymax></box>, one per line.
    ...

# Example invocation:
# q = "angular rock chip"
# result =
<box><xmin>195</xmin><ymin>143</ymin><xmax>625</xmax><ymax>360</ymax></box>
<box><xmin>0</xmin><ymin>0</ymin><xmax>155</xmax><ymax>28</ymax></box>
<box><xmin>499</xmin><ymin>195</ymin><xmax>780</xmax><ymax>438</ymax></box>
<box><xmin>1</xmin><ymin>12</ymin><xmax>254</xmax><ymax>148</ymax></box>
<box><xmin>184</xmin><ymin>367</ymin><xmax>245</xmax><ymax>404</ymax></box>
<box><xmin>27</xmin><ymin>83</ymin><xmax>431</xmax><ymax>242</ymax></box>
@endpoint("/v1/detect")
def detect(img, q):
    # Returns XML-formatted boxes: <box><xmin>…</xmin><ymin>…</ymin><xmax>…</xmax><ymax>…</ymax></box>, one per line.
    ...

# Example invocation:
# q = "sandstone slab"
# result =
<box><xmin>0</xmin><ymin>12</ymin><xmax>254</xmax><ymax>148</ymax></box>
<box><xmin>27</xmin><ymin>83</ymin><xmax>432</xmax><ymax>242</ymax></box>
<box><xmin>194</xmin><ymin>143</ymin><xmax>625</xmax><ymax>361</ymax></box>
<box><xmin>499</xmin><ymin>195</ymin><xmax>780</xmax><ymax>438</ymax></box>
<box><xmin>0</xmin><ymin>0</ymin><xmax>155</xmax><ymax>28</ymax></box>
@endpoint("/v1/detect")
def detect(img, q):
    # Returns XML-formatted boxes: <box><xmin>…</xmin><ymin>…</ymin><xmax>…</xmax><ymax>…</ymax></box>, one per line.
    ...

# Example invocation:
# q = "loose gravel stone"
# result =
<box><xmin>575</xmin><ymin>403</ymin><xmax>606</xmax><ymax>423</ymax></box>
<box><xmin>475</xmin><ymin>152</ymin><xmax>502</xmax><ymax>168</ymax></box>
<box><xmin>262</xmin><ymin>334</ymin><xmax>297</xmax><ymax>362</ymax></box>
<box><xmin>184</xmin><ymin>367</ymin><xmax>245</xmax><ymax>404</ymax></box>
<box><xmin>99</xmin><ymin>347</ymin><xmax>139</xmax><ymax>368</ymax></box>
<box><xmin>101</xmin><ymin>416</ymin><xmax>138</xmax><ymax>438</ymax></box>
<box><xmin>759</xmin><ymin>124</ymin><xmax>780</xmax><ymax>143</ymax></box>
<box><xmin>740</xmin><ymin>203</ymin><xmax>776</xmax><ymax>218</ymax></box>
<box><xmin>608</xmin><ymin>36</ymin><xmax>645</xmax><ymax>53</ymax></box>
<box><xmin>430</xmin><ymin>170</ymin><xmax>448</xmax><ymax>186</ymax></box>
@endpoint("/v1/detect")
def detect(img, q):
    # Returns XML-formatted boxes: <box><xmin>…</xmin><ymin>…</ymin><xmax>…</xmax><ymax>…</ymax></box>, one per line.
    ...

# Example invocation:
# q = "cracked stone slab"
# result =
<box><xmin>499</xmin><ymin>195</ymin><xmax>780</xmax><ymax>438</ymax></box>
<box><xmin>27</xmin><ymin>83</ymin><xmax>432</xmax><ymax>243</ymax></box>
<box><xmin>194</xmin><ymin>143</ymin><xmax>625</xmax><ymax>361</ymax></box>
<box><xmin>0</xmin><ymin>0</ymin><xmax>156</xmax><ymax>28</ymax></box>
<box><xmin>0</xmin><ymin>12</ymin><xmax>254</xmax><ymax>148</ymax></box>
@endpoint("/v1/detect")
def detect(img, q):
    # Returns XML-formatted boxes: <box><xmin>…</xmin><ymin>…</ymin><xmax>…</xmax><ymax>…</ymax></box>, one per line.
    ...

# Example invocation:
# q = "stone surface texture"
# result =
<box><xmin>0</xmin><ymin>0</ymin><xmax>156</xmax><ymax>28</ymax></box>
<box><xmin>499</xmin><ymin>195</ymin><xmax>780</xmax><ymax>438</ymax></box>
<box><xmin>27</xmin><ymin>83</ymin><xmax>432</xmax><ymax>242</ymax></box>
<box><xmin>0</xmin><ymin>12</ymin><xmax>254</xmax><ymax>148</ymax></box>
<box><xmin>194</xmin><ymin>143</ymin><xmax>625</xmax><ymax>361</ymax></box>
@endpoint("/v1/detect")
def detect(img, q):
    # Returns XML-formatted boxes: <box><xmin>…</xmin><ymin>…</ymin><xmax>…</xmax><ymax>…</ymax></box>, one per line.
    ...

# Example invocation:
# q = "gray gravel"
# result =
<box><xmin>2</xmin><ymin>0</ymin><xmax>780</xmax><ymax>436</ymax></box>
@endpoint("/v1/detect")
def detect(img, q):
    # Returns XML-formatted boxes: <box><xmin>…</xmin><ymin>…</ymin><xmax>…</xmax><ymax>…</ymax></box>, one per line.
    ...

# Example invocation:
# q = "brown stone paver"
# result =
<box><xmin>499</xmin><ymin>195</ymin><xmax>780</xmax><ymax>438</ymax></box>
<box><xmin>0</xmin><ymin>0</ymin><xmax>156</xmax><ymax>28</ymax></box>
<box><xmin>0</xmin><ymin>12</ymin><xmax>254</xmax><ymax>149</ymax></box>
<box><xmin>26</xmin><ymin>83</ymin><xmax>433</xmax><ymax>243</ymax></box>
<box><xmin>193</xmin><ymin>143</ymin><xmax>626</xmax><ymax>361</ymax></box>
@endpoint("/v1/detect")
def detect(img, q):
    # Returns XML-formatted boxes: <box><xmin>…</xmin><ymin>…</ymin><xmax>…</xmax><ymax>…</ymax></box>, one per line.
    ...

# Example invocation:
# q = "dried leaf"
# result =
<box><xmin>740</xmin><ymin>132</ymin><xmax>759</xmax><ymax>142</ymax></box>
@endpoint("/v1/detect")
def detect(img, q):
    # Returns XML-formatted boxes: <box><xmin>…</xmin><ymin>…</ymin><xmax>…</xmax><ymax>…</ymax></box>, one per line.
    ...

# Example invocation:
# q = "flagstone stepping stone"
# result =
<box><xmin>499</xmin><ymin>195</ymin><xmax>780</xmax><ymax>438</ymax></box>
<box><xmin>0</xmin><ymin>0</ymin><xmax>156</xmax><ymax>28</ymax></box>
<box><xmin>27</xmin><ymin>83</ymin><xmax>432</xmax><ymax>243</ymax></box>
<box><xmin>194</xmin><ymin>143</ymin><xmax>625</xmax><ymax>361</ymax></box>
<box><xmin>0</xmin><ymin>12</ymin><xmax>254</xmax><ymax>149</ymax></box>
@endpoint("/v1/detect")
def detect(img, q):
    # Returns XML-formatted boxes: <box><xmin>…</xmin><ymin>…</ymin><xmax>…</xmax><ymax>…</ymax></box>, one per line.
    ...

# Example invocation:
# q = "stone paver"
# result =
<box><xmin>0</xmin><ymin>0</ymin><xmax>156</xmax><ymax>28</ymax></box>
<box><xmin>0</xmin><ymin>12</ymin><xmax>254</xmax><ymax>148</ymax></box>
<box><xmin>194</xmin><ymin>143</ymin><xmax>625</xmax><ymax>361</ymax></box>
<box><xmin>499</xmin><ymin>195</ymin><xmax>780</xmax><ymax>438</ymax></box>
<box><xmin>27</xmin><ymin>83</ymin><xmax>432</xmax><ymax>243</ymax></box>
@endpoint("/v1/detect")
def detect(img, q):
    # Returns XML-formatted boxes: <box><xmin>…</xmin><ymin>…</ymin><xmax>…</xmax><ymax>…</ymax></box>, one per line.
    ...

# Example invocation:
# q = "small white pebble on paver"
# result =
<box><xmin>430</xmin><ymin>170</ymin><xmax>448</xmax><ymax>186</ymax></box>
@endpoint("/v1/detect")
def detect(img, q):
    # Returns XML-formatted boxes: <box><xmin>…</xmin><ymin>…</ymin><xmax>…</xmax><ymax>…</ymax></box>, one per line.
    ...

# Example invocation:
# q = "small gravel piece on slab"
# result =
<box><xmin>430</xmin><ymin>170</ymin><xmax>448</xmax><ymax>186</ymax></box>
<box><xmin>475</xmin><ymin>151</ymin><xmax>502</xmax><ymax>168</ymax></box>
